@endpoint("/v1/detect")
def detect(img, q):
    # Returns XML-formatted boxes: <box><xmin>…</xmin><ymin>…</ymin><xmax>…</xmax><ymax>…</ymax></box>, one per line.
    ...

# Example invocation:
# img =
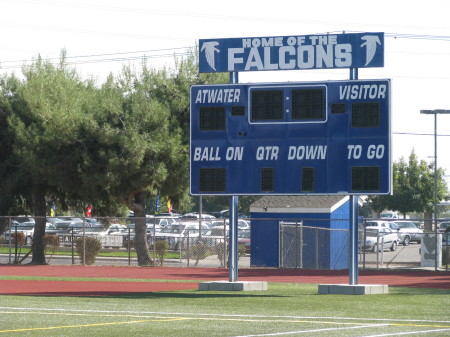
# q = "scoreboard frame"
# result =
<box><xmin>190</xmin><ymin>79</ymin><xmax>391</xmax><ymax>196</ymax></box>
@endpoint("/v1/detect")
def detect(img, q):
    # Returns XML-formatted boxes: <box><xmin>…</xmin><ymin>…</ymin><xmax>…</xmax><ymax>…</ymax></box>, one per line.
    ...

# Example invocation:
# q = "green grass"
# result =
<box><xmin>1</xmin><ymin>281</ymin><xmax>449</xmax><ymax>336</ymax></box>
<box><xmin>0</xmin><ymin>246</ymin><xmax>180</xmax><ymax>259</ymax></box>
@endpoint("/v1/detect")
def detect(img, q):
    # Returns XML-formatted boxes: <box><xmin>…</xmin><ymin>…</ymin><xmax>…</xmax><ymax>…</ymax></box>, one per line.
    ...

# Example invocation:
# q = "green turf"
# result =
<box><xmin>1</xmin><ymin>283</ymin><xmax>449</xmax><ymax>336</ymax></box>
<box><xmin>0</xmin><ymin>247</ymin><xmax>181</xmax><ymax>259</ymax></box>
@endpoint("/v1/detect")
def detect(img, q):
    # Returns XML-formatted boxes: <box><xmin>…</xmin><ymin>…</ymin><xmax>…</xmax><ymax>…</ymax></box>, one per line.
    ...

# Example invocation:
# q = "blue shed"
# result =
<box><xmin>249</xmin><ymin>195</ymin><xmax>358</xmax><ymax>270</ymax></box>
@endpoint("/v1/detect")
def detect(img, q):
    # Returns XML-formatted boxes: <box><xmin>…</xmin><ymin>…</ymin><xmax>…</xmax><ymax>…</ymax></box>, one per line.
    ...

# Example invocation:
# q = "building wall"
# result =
<box><xmin>250</xmin><ymin>200</ymin><xmax>351</xmax><ymax>269</ymax></box>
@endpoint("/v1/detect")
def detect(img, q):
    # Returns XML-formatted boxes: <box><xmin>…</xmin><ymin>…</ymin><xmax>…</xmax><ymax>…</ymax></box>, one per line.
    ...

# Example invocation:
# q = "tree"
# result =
<box><xmin>3</xmin><ymin>55</ymin><xmax>93</xmax><ymax>264</ymax></box>
<box><xmin>367</xmin><ymin>151</ymin><xmax>448</xmax><ymax>223</ymax></box>
<box><xmin>0</xmin><ymin>74</ymin><xmax>33</xmax><ymax>218</ymax></box>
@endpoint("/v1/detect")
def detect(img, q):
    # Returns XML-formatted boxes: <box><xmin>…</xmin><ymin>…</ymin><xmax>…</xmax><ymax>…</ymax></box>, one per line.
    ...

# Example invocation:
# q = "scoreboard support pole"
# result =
<box><xmin>349</xmin><ymin>68</ymin><xmax>359</xmax><ymax>286</ymax></box>
<box><xmin>349</xmin><ymin>196</ymin><xmax>359</xmax><ymax>285</ymax></box>
<box><xmin>229</xmin><ymin>71</ymin><xmax>239</xmax><ymax>282</ymax></box>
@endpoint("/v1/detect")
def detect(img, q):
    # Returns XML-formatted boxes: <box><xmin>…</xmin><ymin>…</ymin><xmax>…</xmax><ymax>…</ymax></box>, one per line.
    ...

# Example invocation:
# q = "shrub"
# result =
<box><xmin>154</xmin><ymin>240</ymin><xmax>169</xmax><ymax>266</ymax></box>
<box><xmin>188</xmin><ymin>242</ymin><xmax>210</xmax><ymax>266</ymax></box>
<box><xmin>11</xmin><ymin>232</ymin><xmax>26</xmax><ymax>264</ymax></box>
<box><xmin>44</xmin><ymin>235</ymin><xmax>60</xmax><ymax>264</ymax></box>
<box><xmin>75</xmin><ymin>237</ymin><xmax>102</xmax><ymax>265</ymax></box>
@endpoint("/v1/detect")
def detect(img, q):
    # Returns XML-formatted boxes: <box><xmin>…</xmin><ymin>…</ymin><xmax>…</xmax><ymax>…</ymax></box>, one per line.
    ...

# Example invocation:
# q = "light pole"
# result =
<box><xmin>420</xmin><ymin>109</ymin><xmax>450</xmax><ymax>270</ymax></box>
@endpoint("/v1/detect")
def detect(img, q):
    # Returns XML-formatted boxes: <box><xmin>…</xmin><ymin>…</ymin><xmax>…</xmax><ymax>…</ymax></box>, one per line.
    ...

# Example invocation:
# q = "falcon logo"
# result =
<box><xmin>201</xmin><ymin>41</ymin><xmax>220</xmax><ymax>71</ymax></box>
<box><xmin>361</xmin><ymin>35</ymin><xmax>382</xmax><ymax>66</ymax></box>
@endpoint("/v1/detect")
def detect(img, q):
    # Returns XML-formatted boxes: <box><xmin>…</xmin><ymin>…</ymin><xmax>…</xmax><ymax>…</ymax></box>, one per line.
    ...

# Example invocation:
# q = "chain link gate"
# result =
<box><xmin>280</xmin><ymin>221</ymin><xmax>304</xmax><ymax>268</ymax></box>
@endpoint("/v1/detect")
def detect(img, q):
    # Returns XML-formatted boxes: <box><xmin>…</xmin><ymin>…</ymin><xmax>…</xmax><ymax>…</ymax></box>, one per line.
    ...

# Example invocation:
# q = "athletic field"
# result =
<box><xmin>1</xmin><ymin>265</ymin><xmax>449</xmax><ymax>336</ymax></box>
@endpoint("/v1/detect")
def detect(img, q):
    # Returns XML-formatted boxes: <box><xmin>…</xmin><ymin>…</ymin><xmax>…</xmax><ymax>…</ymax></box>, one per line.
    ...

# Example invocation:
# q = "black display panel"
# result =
<box><xmin>251</xmin><ymin>90</ymin><xmax>283</xmax><ymax>121</ymax></box>
<box><xmin>351</xmin><ymin>166</ymin><xmax>380</xmax><ymax>191</ymax></box>
<box><xmin>261</xmin><ymin>167</ymin><xmax>275</xmax><ymax>192</ymax></box>
<box><xmin>199</xmin><ymin>107</ymin><xmax>226</xmax><ymax>131</ymax></box>
<box><xmin>301</xmin><ymin>167</ymin><xmax>315</xmax><ymax>192</ymax></box>
<box><xmin>292</xmin><ymin>88</ymin><xmax>325</xmax><ymax>120</ymax></box>
<box><xmin>199</xmin><ymin>168</ymin><xmax>226</xmax><ymax>192</ymax></box>
<box><xmin>352</xmin><ymin>102</ymin><xmax>380</xmax><ymax>128</ymax></box>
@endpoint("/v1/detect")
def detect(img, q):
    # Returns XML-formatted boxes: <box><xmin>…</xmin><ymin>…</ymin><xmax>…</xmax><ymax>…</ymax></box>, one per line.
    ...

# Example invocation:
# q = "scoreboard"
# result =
<box><xmin>190</xmin><ymin>79</ymin><xmax>391</xmax><ymax>196</ymax></box>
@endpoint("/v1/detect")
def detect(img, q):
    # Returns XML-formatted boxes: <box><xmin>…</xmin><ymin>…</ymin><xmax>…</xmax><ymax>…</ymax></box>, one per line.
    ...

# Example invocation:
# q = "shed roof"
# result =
<box><xmin>250</xmin><ymin>195</ymin><xmax>350</xmax><ymax>214</ymax></box>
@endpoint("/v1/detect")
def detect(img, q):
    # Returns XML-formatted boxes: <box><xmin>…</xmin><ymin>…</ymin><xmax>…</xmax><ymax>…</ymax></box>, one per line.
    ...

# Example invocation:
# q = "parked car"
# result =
<box><xmin>106</xmin><ymin>224</ymin><xmax>128</xmax><ymax>234</ymax></box>
<box><xmin>181</xmin><ymin>213</ymin><xmax>216</xmax><ymax>220</ymax></box>
<box><xmin>13</xmin><ymin>216</ymin><xmax>35</xmax><ymax>224</ymax></box>
<box><xmin>209</xmin><ymin>219</ymin><xmax>250</xmax><ymax>230</ymax></box>
<box><xmin>361</xmin><ymin>226</ymin><xmax>398</xmax><ymax>252</ymax></box>
<box><xmin>238</xmin><ymin>230</ymin><xmax>251</xmax><ymax>253</ymax></box>
<box><xmin>438</xmin><ymin>222</ymin><xmax>450</xmax><ymax>233</ymax></box>
<box><xmin>150</xmin><ymin>221</ymin><xmax>210</xmax><ymax>250</ymax></box>
<box><xmin>147</xmin><ymin>217</ymin><xmax>179</xmax><ymax>229</ymax></box>
<box><xmin>203</xmin><ymin>225</ymin><xmax>251</xmax><ymax>249</ymax></box>
<box><xmin>392</xmin><ymin>220</ymin><xmax>423</xmax><ymax>245</ymax></box>
<box><xmin>47</xmin><ymin>220</ymin><xmax>84</xmax><ymax>234</ymax></box>
<box><xmin>203</xmin><ymin>226</ymin><xmax>229</xmax><ymax>247</ymax></box>
<box><xmin>364</xmin><ymin>220</ymin><xmax>399</xmax><ymax>231</ymax></box>
<box><xmin>118</xmin><ymin>223</ymin><xmax>160</xmax><ymax>248</ymax></box>
<box><xmin>3</xmin><ymin>221</ymin><xmax>35</xmax><ymax>245</ymax></box>
<box><xmin>380</xmin><ymin>211</ymin><xmax>399</xmax><ymax>219</ymax></box>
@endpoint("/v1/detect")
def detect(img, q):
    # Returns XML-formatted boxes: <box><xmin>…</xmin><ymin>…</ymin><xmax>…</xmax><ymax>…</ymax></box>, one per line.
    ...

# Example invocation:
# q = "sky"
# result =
<box><xmin>2</xmin><ymin>0</ymin><xmax>450</xmax><ymax>182</ymax></box>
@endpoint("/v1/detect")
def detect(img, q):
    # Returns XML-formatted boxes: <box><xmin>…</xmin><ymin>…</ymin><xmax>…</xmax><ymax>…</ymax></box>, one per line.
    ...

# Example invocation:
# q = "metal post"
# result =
<box><xmin>128</xmin><ymin>227</ymin><xmax>131</xmax><ymax>266</ymax></box>
<box><xmin>299</xmin><ymin>222</ymin><xmax>303</xmax><ymax>269</ymax></box>
<box><xmin>228</xmin><ymin>71</ymin><xmax>239</xmax><ymax>282</ymax></box>
<box><xmin>420</xmin><ymin>109</ymin><xmax>450</xmax><ymax>270</ymax></box>
<box><xmin>349</xmin><ymin>196</ymin><xmax>359</xmax><ymax>284</ymax></box>
<box><xmin>315</xmin><ymin>228</ymin><xmax>319</xmax><ymax>269</ymax></box>
<box><xmin>71</xmin><ymin>230</ymin><xmax>75</xmax><ymax>264</ymax></box>
<box><xmin>434</xmin><ymin>113</ymin><xmax>438</xmax><ymax>271</ymax></box>
<box><xmin>349</xmin><ymin>68</ymin><xmax>359</xmax><ymax>285</ymax></box>
<box><xmin>229</xmin><ymin>196</ymin><xmax>239</xmax><ymax>281</ymax></box>
<box><xmin>82</xmin><ymin>217</ymin><xmax>86</xmax><ymax>265</ymax></box>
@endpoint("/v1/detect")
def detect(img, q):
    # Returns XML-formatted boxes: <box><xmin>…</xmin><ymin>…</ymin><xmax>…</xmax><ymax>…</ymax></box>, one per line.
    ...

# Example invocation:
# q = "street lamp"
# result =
<box><xmin>420</xmin><ymin>109</ymin><xmax>450</xmax><ymax>270</ymax></box>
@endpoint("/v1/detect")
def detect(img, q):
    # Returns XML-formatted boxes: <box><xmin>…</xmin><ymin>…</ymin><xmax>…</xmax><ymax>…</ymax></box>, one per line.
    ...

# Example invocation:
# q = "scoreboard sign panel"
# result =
<box><xmin>190</xmin><ymin>79</ymin><xmax>391</xmax><ymax>196</ymax></box>
<box><xmin>199</xmin><ymin>32</ymin><xmax>384</xmax><ymax>73</ymax></box>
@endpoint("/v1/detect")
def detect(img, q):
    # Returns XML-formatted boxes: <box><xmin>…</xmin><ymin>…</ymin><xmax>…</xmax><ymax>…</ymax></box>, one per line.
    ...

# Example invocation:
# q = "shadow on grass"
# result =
<box><xmin>3</xmin><ymin>290</ymin><xmax>294</xmax><ymax>299</ymax></box>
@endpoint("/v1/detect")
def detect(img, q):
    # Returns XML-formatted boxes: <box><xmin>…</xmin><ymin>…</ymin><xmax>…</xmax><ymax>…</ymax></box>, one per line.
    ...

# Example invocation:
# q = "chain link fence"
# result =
<box><xmin>0</xmin><ymin>216</ymin><xmax>448</xmax><ymax>271</ymax></box>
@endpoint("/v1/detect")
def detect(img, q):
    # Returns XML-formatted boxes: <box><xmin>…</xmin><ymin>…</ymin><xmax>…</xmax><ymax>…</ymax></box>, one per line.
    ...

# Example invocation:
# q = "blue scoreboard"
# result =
<box><xmin>190</xmin><ymin>79</ymin><xmax>391</xmax><ymax>196</ymax></box>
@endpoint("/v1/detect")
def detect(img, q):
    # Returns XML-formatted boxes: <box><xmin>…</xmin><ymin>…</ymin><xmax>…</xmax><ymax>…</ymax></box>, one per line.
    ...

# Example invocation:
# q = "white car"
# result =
<box><xmin>209</xmin><ymin>219</ymin><xmax>250</xmax><ymax>230</ymax></box>
<box><xmin>3</xmin><ymin>221</ymin><xmax>35</xmax><ymax>245</ymax></box>
<box><xmin>361</xmin><ymin>226</ymin><xmax>399</xmax><ymax>252</ymax></box>
<box><xmin>380</xmin><ymin>211</ymin><xmax>399</xmax><ymax>219</ymax></box>
<box><xmin>149</xmin><ymin>221</ymin><xmax>210</xmax><ymax>250</ymax></box>
<box><xmin>392</xmin><ymin>221</ymin><xmax>423</xmax><ymax>245</ymax></box>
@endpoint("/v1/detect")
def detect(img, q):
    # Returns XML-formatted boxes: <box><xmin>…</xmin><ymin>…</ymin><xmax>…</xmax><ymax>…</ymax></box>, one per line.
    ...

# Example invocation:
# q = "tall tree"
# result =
<box><xmin>4</xmin><ymin>55</ymin><xmax>92</xmax><ymax>264</ymax></box>
<box><xmin>367</xmin><ymin>151</ymin><xmax>448</xmax><ymax>223</ymax></box>
<box><xmin>79</xmin><ymin>68</ymin><xmax>186</xmax><ymax>265</ymax></box>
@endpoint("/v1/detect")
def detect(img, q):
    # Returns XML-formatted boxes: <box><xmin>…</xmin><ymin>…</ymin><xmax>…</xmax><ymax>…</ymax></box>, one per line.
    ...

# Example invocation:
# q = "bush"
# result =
<box><xmin>188</xmin><ymin>242</ymin><xmax>210</xmax><ymax>266</ymax></box>
<box><xmin>75</xmin><ymin>237</ymin><xmax>102</xmax><ymax>265</ymax></box>
<box><xmin>44</xmin><ymin>235</ymin><xmax>60</xmax><ymax>264</ymax></box>
<box><xmin>11</xmin><ymin>232</ymin><xmax>26</xmax><ymax>264</ymax></box>
<box><xmin>154</xmin><ymin>240</ymin><xmax>169</xmax><ymax>266</ymax></box>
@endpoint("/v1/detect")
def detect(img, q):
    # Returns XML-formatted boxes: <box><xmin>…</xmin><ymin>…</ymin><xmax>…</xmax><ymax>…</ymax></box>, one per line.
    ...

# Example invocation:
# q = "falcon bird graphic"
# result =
<box><xmin>201</xmin><ymin>41</ymin><xmax>220</xmax><ymax>71</ymax></box>
<box><xmin>361</xmin><ymin>35</ymin><xmax>381</xmax><ymax>66</ymax></box>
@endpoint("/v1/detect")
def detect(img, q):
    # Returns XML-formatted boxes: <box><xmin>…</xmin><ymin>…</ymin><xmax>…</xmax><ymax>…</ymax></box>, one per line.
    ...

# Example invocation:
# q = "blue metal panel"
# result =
<box><xmin>250</xmin><ymin>199</ymin><xmax>351</xmax><ymax>269</ymax></box>
<box><xmin>190</xmin><ymin>79</ymin><xmax>391</xmax><ymax>196</ymax></box>
<box><xmin>199</xmin><ymin>32</ymin><xmax>384</xmax><ymax>73</ymax></box>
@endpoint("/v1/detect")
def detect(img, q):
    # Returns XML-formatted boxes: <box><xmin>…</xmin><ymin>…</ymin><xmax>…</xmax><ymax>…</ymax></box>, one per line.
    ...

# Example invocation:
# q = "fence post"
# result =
<box><xmin>71</xmin><ymin>231</ymin><xmax>75</xmax><ymax>264</ymax></box>
<box><xmin>186</xmin><ymin>229</ymin><xmax>190</xmax><ymax>267</ymax></box>
<box><xmin>82</xmin><ymin>217</ymin><xmax>86</xmax><ymax>265</ymax></box>
<box><xmin>362</xmin><ymin>224</ymin><xmax>366</xmax><ymax>269</ymax></box>
<box><xmin>315</xmin><ymin>228</ymin><xmax>319</xmax><ymax>269</ymax></box>
<box><xmin>299</xmin><ymin>222</ymin><xmax>303</xmax><ymax>269</ymax></box>
<box><xmin>7</xmin><ymin>217</ymin><xmax>12</xmax><ymax>264</ymax></box>
<box><xmin>128</xmin><ymin>227</ymin><xmax>131</xmax><ymax>266</ymax></box>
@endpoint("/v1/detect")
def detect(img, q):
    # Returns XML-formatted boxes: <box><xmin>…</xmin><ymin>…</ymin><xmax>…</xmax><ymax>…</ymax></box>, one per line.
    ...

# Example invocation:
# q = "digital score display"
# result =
<box><xmin>190</xmin><ymin>79</ymin><xmax>391</xmax><ymax>196</ymax></box>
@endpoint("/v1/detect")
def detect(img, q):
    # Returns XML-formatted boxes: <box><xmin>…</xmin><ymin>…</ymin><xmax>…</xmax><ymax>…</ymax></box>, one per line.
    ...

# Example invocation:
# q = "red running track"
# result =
<box><xmin>1</xmin><ymin>265</ymin><xmax>449</xmax><ymax>296</ymax></box>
